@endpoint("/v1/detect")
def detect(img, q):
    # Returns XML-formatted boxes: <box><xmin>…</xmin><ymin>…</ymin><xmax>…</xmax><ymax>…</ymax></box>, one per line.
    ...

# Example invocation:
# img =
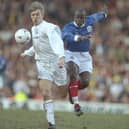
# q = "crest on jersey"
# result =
<box><xmin>87</xmin><ymin>26</ymin><xmax>92</xmax><ymax>33</ymax></box>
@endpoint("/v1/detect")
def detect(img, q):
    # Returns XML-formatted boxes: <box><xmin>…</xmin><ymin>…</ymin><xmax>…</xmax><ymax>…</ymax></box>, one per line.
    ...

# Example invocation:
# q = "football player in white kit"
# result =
<box><xmin>21</xmin><ymin>1</ymin><xmax>67</xmax><ymax>129</ymax></box>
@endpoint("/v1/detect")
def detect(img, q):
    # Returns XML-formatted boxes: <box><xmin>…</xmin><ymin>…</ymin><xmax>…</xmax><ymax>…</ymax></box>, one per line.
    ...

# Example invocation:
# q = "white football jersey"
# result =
<box><xmin>24</xmin><ymin>20</ymin><xmax>65</xmax><ymax>60</ymax></box>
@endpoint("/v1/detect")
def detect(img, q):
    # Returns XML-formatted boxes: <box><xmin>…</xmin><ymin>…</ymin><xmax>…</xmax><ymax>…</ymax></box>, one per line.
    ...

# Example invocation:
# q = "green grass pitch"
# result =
<box><xmin>0</xmin><ymin>109</ymin><xmax>129</xmax><ymax>129</ymax></box>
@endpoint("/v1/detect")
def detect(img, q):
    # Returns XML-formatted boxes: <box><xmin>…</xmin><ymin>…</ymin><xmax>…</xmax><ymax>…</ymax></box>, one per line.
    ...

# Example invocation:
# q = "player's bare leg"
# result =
<box><xmin>79</xmin><ymin>71</ymin><xmax>90</xmax><ymax>90</ymax></box>
<box><xmin>39</xmin><ymin>79</ymin><xmax>56</xmax><ymax>129</ymax></box>
<box><xmin>52</xmin><ymin>83</ymin><xmax>67</xmax><ymax>100</ymax></box>
<box><xmin>67</xmin><ymin>61</ymin><xmax>83</xmax><ymax>116</ymax></box>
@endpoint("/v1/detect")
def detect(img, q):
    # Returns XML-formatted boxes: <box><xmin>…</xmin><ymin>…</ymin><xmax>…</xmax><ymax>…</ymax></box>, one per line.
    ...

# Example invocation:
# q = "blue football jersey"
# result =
<box><xmin>62</xmin><ymin>11</ymin><xmax>107</xmax><ymax>52</ymax></box>
<box><xmin>0</xmin><ymin>57</ymin><xmax>7</xmax><ymax>74</ymax></box>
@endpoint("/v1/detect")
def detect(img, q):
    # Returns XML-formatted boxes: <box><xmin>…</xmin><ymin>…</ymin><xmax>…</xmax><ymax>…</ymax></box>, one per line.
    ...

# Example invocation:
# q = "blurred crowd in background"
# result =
<box><xmin>0</xmin><ymin>0</ymin><xmax>129</xmax><ymax>103</ymax></box>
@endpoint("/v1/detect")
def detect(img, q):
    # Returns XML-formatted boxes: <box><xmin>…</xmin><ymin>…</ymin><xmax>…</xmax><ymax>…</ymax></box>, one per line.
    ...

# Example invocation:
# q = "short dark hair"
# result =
<box><xmin>29</xmin><ymin>1</ymin><xmax>44</xmax><ymax>13</ymax></box>
<box><xmin>74</xmin><ymin>8</ymin><xmax>86</xmax><ymax>16</ymax></box>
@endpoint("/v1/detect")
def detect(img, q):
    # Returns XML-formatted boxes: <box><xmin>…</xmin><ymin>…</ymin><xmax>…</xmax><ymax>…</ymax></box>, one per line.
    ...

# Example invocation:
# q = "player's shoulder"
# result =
<box><xmin>86</xmin><ymin>14</ymin><xmax>96</xmax><ymax>24</ymax></box>
<box><xmin>43</xmin><ymin>20</ymin><xmax>59</xmax><ymax>30</ymax></box>
<box><xmin>63</xmin><ymin>22</ymin><xmax>74</xmax><ymax>29</ymax></box>
<box><xmin>86</xmin><ymin>14</ymin><xmax>94</xmax><ymax>20</ymax></box>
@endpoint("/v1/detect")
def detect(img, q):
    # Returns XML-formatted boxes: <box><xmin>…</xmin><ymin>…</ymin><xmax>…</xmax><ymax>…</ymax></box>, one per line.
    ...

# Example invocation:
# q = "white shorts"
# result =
<box><xmin>65</xmin><ymin>50</ymin><xmax>93</xmax><ymax>73</ymax></box>
<box><xmin>36</xmin><ymin>59</ymin><xmax>67</xmax><ymax>86</ymax></box>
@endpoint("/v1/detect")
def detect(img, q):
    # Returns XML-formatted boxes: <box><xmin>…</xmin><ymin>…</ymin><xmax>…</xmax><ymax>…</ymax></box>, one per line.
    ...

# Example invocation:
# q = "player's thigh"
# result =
<box><xmin>67</xmin><ymin>61</ymin><xmax>79</xmax><ymax>81</ymax></box>
<box><xmin>57</xmin><ymin>85</ymin><xmax>67</xmax><ymax>98</ymax></box>
<box><xmin>52</xmin><ymin>84</ymin><xmax>67</xmax><ymax>99</ymax></box>
<box><xmin>38</xmin><ymin>79</ymin><xmax>53</xmax><ymax>99</ymax></box>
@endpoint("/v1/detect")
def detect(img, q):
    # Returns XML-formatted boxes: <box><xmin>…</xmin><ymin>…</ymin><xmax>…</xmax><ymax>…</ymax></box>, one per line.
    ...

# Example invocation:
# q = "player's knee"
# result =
<box><xmin>42</xmin><ymin>90</ymin><xmax>52</xmax><ymax>100</ymax></box>
<box><xmin>70</xmin><ymin>75</ymin><xmax>78</xmax><ymax>82</ymax></box>
<box><xmin>60</xmin><ymin>92</ymin><xmax>67</xmax><ymax>98</ymax></box>
<box><xmin>59</xmin><ymin>87</ymin><xmax>67</xmax><ymax>98</ymax></box>
<box><xmin>79</xmin><ymin>79</ymin><xmax>89</xmax><ymax>89</ymax></box>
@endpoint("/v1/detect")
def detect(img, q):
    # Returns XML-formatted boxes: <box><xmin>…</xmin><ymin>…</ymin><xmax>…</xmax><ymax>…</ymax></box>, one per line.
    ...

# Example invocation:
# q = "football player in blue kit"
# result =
<box><xmin>62</xmin><ymin>8</ymin><xmax>108</xmax><ymax>116</ymax></box>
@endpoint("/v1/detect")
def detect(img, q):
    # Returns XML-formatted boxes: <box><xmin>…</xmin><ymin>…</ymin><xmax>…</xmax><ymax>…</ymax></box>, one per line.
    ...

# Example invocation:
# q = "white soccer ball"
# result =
<box><xmin>14</xmin><ymin>28</ymin><xmax>31</xmax><ymax>44</ymax></box>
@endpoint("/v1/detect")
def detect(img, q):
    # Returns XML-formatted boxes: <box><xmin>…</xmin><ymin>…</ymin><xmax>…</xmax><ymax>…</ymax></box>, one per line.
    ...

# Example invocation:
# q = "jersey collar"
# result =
<box><xmin>73</xmin><ymin>21</ymin><xmax>85</xmax><ymax>28</ymax></box>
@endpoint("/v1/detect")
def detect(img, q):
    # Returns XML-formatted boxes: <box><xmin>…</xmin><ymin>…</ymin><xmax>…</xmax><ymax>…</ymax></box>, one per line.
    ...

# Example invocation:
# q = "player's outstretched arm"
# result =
<box><xmin>20</xmin><ymin>53</ymin><xmax>26</xmax><ymax>57</ymax></box>
<box><xmin>20</xmin><ymin>46</ymin><xmax>35</xmax><ymax>57</ymax></box>
<box><xmin>78</xmin><ymin>35</ymin><xmax>92</xmax><ymax>41</ymax></box>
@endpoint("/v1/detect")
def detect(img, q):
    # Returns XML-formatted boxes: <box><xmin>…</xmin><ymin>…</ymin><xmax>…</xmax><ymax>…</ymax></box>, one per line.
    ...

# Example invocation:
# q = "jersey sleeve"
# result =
<box><xmin>23</xmin><ymin>46</ymin><xmax>35</xmax><ymax>56</ymax></box>
<box><xmin>87</xmin><ymin>11</ymin><xmax>107</xmax><ymax>25</ymax></box>
<box><xmin>47</xmin><ymin>25</ymin><xmax>65</xmax><ymax>58</ymax></box>
<box><xmin>62</xmin><ymin>26</ymin><xmax>75</xmax><ymax>43</ymax></box>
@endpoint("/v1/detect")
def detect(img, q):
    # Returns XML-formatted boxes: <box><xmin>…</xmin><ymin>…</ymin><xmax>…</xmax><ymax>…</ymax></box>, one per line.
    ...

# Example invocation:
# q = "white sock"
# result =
<box><xmin>72</xmin><ymin>96</ymin><xmax>79</xmax><ymax>104</ymax></box>
<box><xmin>44</xmin><ymin>100</ymin><xmax>55</xmax><ymax>125</ymax></box>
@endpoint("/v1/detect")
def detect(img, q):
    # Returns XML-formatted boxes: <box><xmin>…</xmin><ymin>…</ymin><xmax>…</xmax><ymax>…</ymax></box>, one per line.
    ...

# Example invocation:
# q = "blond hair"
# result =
<box><xmin>29</xmin><ymin>1</ymin><xmax>44</xmax><ymax>13</ymax></box>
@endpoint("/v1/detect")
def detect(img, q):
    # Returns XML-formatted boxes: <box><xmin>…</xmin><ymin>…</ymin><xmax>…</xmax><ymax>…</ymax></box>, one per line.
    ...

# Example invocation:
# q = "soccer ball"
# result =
<box><xmin>14</xmin><ymin>28</ymin><xmax>31</xmax><ymax>44</ymax></box>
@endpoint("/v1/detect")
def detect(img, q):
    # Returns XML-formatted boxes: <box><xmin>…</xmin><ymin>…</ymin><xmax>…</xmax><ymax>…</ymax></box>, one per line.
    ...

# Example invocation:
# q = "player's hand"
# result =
<box><xmin>58</xmin><ymin>56</ymin><xmax>65</xmax><ymax>68</ymax></box>
<box><xmin>20</xmin><ymin>53</ymin><xmax>26</xmax><ymax>57</ymax></box>
<box><xmin>79</xmin><ymin>35</ymin><xmax>92</xmax><ymax>41</ymax></box>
